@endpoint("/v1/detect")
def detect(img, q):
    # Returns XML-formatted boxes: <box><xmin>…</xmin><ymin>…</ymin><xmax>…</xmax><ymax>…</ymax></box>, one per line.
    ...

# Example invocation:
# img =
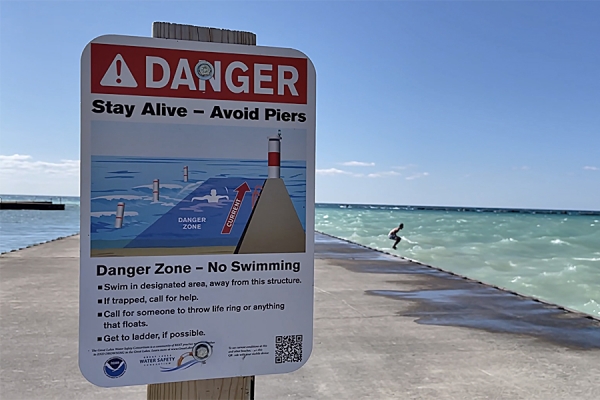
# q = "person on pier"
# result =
<box><xmin>388</xmin><ymin>223</ymin><xmax>404</xmax><ymax>249</ymax></box>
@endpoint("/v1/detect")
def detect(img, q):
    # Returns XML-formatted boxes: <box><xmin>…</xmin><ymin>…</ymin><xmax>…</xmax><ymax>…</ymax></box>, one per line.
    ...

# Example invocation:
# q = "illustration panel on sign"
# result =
<box><xmin>90</xmin><ymin>122</ymin><xmax>306</xmax><ymax>257</ymax></box>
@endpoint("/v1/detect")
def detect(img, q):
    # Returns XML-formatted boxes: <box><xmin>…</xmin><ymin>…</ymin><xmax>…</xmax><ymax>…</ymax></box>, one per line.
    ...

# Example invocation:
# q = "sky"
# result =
<box><xmin>1</xmin><ymin>0</ymin><xmax>598</xmax><ymax>210</ymax></box>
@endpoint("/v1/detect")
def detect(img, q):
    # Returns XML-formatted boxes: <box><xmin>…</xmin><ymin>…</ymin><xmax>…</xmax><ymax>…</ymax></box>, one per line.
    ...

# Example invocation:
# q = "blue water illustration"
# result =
<box><xmin>90</xmin><ymin>156</ymin><xmax>306</xmax><ymax>253</ymax></box>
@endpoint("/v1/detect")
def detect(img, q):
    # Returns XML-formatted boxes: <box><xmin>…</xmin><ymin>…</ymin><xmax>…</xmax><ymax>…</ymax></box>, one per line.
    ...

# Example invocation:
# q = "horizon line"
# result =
<box><xmin>1</xmin><ymin>194</ymin><xmax>598</xmax><ymax>214</ymax></box>
<box><xmin>317</xmin><ymin>202</ymin><xmax>600</xmax><ymax>214</ymax></box>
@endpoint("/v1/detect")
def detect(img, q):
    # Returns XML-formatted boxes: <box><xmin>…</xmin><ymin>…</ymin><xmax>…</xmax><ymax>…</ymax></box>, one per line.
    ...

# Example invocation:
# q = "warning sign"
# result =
<box><xmin>89</xmin><ymin>42</ymin><xmax>308</xmax><ymax>103</ymax></box>
<box><xmin>80</xmin><ymin>34</ymin><xmax>315</xmax><ymax>387</ymax></box>
<box><xmin>100</xmin><ymin>54</ymin><xmax>138</xmax><ymax>88</ymax></box>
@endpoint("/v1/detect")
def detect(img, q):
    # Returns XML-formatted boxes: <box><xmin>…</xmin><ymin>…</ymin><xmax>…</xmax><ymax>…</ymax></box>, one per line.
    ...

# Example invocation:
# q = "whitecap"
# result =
<box><xmin>582</xmin><ymin>300</ymin><xmax>600</xmax><ymax>316</ymax></box>
<box><xmin>573</xmin><ymin>257</ymin><xmax>600</xmax><ymax>262</ymax></box>
<box><xmin>551</xmin><ymin>239</ymin><xmax>570</xmax><ymax>245</ymax></box>
<box><xmin>92</xmin><ymin>195</ymin><xmax>144</xmax><ymax>201</ymax></box>
<box><xmin>90</xmin><ymin>211</ymin><xmax>139</xmax><ymax>217</ymax></box>
<box><xmin>542</xmin><ymin>270</ymin><xmax>562</xmax><ymax>277</ymax></box>
<box><xmin>133</xmin><ymin>183</ymin><xmax>183</xmax><ymax>189</ymax></box>
<box><xmin>177</xmin><ymin>182</ymin><xmax>203</xmax><ymax>196</ymax></box>
<box><xmin>157</xmin><ymin>195</ymin><xmax>179</xmax><ymax>201</ymax></box>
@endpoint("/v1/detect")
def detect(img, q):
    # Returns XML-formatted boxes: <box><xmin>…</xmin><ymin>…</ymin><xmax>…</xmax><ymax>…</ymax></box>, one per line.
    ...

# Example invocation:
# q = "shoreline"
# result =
<box><xmin>318</xmin><ymin>231</ymin><xmax>600</xmax><ymax>322</ymax></box>
<box><xmin>0</xmin><ymin>232</ymin><xmax>80</xmax><ymax>256</ymax></box>
<box><xmin>2</xmin><ymin>231</ymin><xmax>597</xmax><ymax>320</ymax></box>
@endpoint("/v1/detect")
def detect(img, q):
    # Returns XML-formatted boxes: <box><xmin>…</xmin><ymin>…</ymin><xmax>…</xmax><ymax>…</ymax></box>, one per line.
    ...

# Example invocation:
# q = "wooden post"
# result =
<box><xmin>151</xmin><ymin>22</ymin><xmax>256</xmax><ymax>45</ymax></box>
<box><xmin>146</xmin><ymin>22</ymin><xmax>256</xmax><ymax>400</ymax></box>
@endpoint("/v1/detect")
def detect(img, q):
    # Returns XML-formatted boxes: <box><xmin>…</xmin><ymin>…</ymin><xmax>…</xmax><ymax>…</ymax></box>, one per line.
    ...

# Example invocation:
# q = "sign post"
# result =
<box><xmin>79</xmin><ymin>23</ymin><xmax>316</xmax><ymax>398</ymax></box>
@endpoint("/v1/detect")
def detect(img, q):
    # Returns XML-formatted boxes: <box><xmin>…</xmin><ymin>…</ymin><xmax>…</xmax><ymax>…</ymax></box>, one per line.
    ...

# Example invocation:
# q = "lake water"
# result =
<box><xmin>2</xmin><ymin>195</ymin><xmax>598</xmax><ymax>317</ymax></box>
<box><xmin>316</xmin><ymin>204</ymin><xmax>600</xmax><ymax>317</ymax></box>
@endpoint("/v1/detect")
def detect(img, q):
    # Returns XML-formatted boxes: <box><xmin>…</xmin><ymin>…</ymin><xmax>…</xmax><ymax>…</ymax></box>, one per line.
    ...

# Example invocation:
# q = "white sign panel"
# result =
<box><xmin>79</xmin><ymin>35</ymin><xmax>315</xmax><ymax>387</ymax></box>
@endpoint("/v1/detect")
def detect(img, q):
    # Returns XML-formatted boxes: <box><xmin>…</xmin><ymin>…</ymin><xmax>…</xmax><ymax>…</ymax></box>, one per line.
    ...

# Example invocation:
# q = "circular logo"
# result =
<box><xmin>103</xmin><ymin>357</ymin><xmax>127</xmax><ymax>378</ymax></box>
<box><xmin>192</xmin><ymin>342</ymin><xmax>212</xmax><ymax>362</ymax></box>
<box><xmin>195</xmin><ymin>60</ymin><xmax>214</xmax><ymax>81</ymax></box>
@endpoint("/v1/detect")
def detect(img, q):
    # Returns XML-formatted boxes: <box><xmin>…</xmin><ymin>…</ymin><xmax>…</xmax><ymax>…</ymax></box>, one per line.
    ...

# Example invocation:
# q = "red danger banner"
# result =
<box><xmin>91</xmin><ymin>43</ymin><xmax>308</xmax><ymax>104</ymax></box>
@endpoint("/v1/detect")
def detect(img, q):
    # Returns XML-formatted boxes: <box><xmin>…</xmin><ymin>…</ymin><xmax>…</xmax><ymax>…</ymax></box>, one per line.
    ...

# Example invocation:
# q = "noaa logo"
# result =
<box><xmin>195</xmin><ymin>60</ymin><xmax>214</xmax><ymax>80</ymax></box>
<box><xmin>103</xmin><ymin>357</ymin><xmax>127</xmax><ymax>378</ymax></box>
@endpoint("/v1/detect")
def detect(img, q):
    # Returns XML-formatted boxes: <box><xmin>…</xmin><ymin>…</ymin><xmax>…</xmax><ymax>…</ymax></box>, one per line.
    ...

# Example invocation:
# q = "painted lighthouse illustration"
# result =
<box><xmin>90</xmin><ymin>130</ymin><xmax>306</xmax><ymax>257</ymax></box>
<box><xmin>236</xmin><ymin>134</ymin><xmax>306</xmax><ymax>254</ymax></box>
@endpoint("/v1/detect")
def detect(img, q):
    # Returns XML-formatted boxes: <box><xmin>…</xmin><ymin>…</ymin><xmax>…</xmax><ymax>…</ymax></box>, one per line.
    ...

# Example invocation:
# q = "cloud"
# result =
<box><xmin>392</xmin><ymin>164</ymin><xmax>416</xmax><ymax>170</ymax></box>
<box><xmin>340</xmin><ymin>161</ymin><xmax>375</xmax><ymax>167</ymax></box>
<box><xmin>387</xmin><ymin>164</ymin><xmax>429</xmax><ymax>180</ymax></box>
<box><xmin>0</xmin><ymin>154</ymin><xmax>79</xmax><ymax>175</ymax></box>
<box><xmin>0</xmin><ymin>154</ymin><xmax>80</xmax><ymax>195</ymax></box>
<box><xmin>317</xmin><ymin>167</ymin><xmax>403</xmax><ymax>179</ymax></box>
<box><xmin>583</xmin><ymin>166</ymin><xmax>598</xmax><ymax>171</ymax></box>
<box><xmin>367</xmin><ymin>171</ymin><xmax>401</xmax><ymax>178</ymax></box>
<box><xmin>405</xmin><ymin>172</ymin><xmax>429</xmax><ymax>180</ymax></box>
<box><xmin>1</xmin><ymin>154</ymin><xmax>31</xmax><ymax>162</ymax></box>
<box><xmin>316</xmin><ymin>168</ymin><xmax>353</xmax><ymax>176</ymax></box>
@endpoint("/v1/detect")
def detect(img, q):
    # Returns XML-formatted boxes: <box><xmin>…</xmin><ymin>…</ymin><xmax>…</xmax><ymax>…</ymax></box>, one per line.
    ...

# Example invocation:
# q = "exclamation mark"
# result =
<box><xmin>116</xmin><ymin>59</ymin><xmax>122</xmax><ymax>84</ymax></box>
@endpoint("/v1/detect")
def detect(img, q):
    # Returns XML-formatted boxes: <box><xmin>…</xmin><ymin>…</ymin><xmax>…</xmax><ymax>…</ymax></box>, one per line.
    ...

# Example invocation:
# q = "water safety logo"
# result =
<box><xmin>103</xmin><ymin>357</ymin><xmax>127</xmax><ymax>378</ymax></box>
<box><xmin>161</xmin><ymin>342</ymin><xmax>213</xmax><ymax>373</ymax></box>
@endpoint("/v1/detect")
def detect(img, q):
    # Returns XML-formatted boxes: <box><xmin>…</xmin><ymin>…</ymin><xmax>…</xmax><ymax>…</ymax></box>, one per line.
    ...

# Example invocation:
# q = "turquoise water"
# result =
<box><xmin>316</xmin><ymin>204</ymin><xmax>600</xmax><ymax>317</ymax></box>
<box><xmin>2</xmin><ymin>196</ymin><xmax>599</xmax><ymax>317</ymax></box>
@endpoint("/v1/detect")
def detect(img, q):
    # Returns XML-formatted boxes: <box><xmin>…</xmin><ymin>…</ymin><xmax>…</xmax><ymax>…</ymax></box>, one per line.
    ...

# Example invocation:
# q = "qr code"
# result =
<box><xmin>275</xmin><ymin>335</ymin><xmax>303</xmax><ymax>364</ymax></box>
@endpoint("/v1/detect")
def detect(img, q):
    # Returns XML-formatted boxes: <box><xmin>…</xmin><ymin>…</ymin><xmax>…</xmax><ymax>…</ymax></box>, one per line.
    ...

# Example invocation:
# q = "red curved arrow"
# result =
<box><xmin>221</xmin><ymin>182</ymin><xmax>251</xmax><ymax>234</ymax></box>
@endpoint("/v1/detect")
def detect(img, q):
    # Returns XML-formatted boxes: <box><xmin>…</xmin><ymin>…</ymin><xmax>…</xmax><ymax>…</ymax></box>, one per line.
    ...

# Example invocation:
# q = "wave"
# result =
<box><xmin>402</xmin><ymin>237</ymin><xmax>418</xmax><ymax>244</ymax></box>
<box><xmin>91</xmin><ymin>211</ymin><xmax>139</xmax><ymax>217</ymax></box>
<box><xmin>92</xmin><ymin>195</ymin><xmax>146</xmax><ymax>201</ymax></box>
<box><xmin>177</xmin><ymin>182</ymin><xmax>204</xmax><ymax>196</ymax></box>
<box><xmin>133</xmin><ymin>184</ymin><xmax>183</xmax><ymax>190</ymax></box>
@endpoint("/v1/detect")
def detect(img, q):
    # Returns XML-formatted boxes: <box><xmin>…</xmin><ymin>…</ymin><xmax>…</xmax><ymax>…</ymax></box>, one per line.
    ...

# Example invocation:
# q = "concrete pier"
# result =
<box><xmin>1</xmin><ymin>233</ymin><xmax>599</xmax><ymax>399</ymax></box>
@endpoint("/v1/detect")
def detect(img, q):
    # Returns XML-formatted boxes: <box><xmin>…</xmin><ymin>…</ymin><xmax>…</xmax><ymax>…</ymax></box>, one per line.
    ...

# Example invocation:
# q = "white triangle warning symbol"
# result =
<box><xmin>100</xmin><ymin>54</ymin><xmax>138</xmax><ymax>88</ymax></box>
